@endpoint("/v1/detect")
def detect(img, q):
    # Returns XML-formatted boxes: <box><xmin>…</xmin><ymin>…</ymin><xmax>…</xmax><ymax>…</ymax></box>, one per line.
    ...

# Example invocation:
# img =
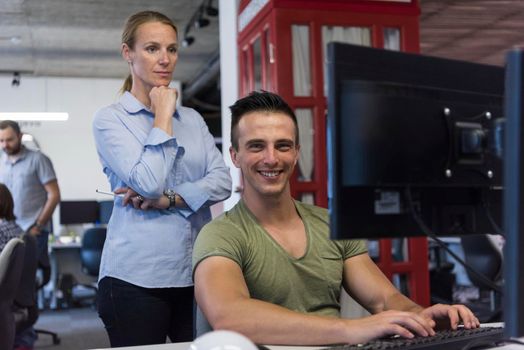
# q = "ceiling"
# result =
<box><xmin>420</xmin><ymin>0</ymin><xmax>524</xmax><ymax>66</ymax></box>
<box><xmin>1</xmin><ymin>0</ymin><xmax>523</xmax><ymax>114</ymax></box>
<box><xmin>0</xmin><ymin>0</ymin><xmax>220</xmax><ymax>109</ymax></box>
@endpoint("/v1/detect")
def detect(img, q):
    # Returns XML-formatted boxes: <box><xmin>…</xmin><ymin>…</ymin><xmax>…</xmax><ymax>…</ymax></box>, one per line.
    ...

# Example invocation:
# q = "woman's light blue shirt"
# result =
<box><xmin>92</xmin><ymin>92</ymin><xmax>232</xmax><ymax>288</ymax></box>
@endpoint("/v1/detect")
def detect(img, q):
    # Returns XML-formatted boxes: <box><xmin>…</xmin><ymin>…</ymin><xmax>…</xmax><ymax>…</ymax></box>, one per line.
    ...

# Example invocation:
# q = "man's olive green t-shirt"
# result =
<box><xmin>192</xmin><ymin>200</ymin><xmax>367</xmax><ymax>317</ymax></box>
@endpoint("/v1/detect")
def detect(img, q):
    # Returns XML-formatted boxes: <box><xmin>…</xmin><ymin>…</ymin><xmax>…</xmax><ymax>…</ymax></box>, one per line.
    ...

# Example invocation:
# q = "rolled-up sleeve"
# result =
<box><xmin>93</xmin><ymin>107</ymin><xmax>178</xmax><ymax>198</ymax></box>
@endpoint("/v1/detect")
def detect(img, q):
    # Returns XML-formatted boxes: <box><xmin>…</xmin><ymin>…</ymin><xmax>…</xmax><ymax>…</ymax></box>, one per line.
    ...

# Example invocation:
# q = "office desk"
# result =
<box><xmin>92</xmin><ymin>343</ymin><xmax>319</xmax><ymax>350</ymax></box>
<box><xmin>90</xmin><ymin>324</ymin><xmax>522</xmax><ymax>350</ymax></box>
<box><xmin>91</xmin><ymin>342</ymin><xmax>524</xmax><ymax>350</ymax></box>
<box><xmin>49</xmin><ymin>242</ymin><xmax>96</xmax><ymax>308</ymax></box>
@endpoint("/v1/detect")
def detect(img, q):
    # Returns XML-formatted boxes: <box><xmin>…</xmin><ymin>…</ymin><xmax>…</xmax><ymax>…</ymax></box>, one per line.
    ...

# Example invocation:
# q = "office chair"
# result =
<box><xmin>35</xmin><ymin>234</ymin><xmax>61</xmax><ymax>345</ymax></box>
<box><xmin>460</xmin><ymin>234</ymin><xmax>503</xmax><ymax>322</ymax></box>
<box><xmin>13</xmin><ymin>234</ymin><xmax>39</xmax><ymax>333</ymax></box>
<box><xmin>0</xmin><ymin>238</ymin><xmax>25</xmax><ymax>350</ymax></box>
<box><xmin>80</xmin><ymin>227</ymin><xmax>106</xmax><ymax>277</ymax></box>
<box><xmin>196</xmin><ymin>305</ymin><xmax>213</xmax><ymax>337</ymax></box>
<box><xmin>73</xmin><ymin>227</ymin><xmax>106</xmax><ymax>307</ymax></box>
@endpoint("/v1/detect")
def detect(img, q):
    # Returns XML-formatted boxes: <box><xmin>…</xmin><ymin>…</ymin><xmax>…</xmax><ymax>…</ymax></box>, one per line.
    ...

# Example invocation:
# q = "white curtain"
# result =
<box><xmin>292</xmin><ymin>26</ymin><xmax>315</xmax><ymax>205</ymax></box>
<box><xmin>384</xmin><ymin>28</ymin><xmax>400</xmax><ymax>51</ymax></box>
<box><xmin>296</xmin><ymin>108</ymin><xmax>315</xmax><ymax>205</ymax></box>
<box><xmin>292</xmin><ymin>25</ymin><xmax>311</xmax><ymax>96</ymax></box>
<box><xmin>322</xmin><ymin>26</ymin><xmax>371</xmax><ymax>96</ymax></box>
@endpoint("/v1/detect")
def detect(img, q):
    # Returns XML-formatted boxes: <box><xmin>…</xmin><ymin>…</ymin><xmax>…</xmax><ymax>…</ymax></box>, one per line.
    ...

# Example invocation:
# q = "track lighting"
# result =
<box><xmin>181</xmin><ymin>0</ymin><xmax>216</xmax><ymax>49</ymax></box>
<box><xmin>182</xmin><ymin>36</ymin><xmax>195</xmax><ymax>47</ymax></box>
<box><xmin>11</xmin><ymin>72</ymin><xmax>20</xmax><ymax>87</ymax></box>
<box><xmin>206</xmin><ymin>0</ymin><xmax>218</xmax><ymax>17</ymax></box>
<box><xmin>194</xmin><ymin>17</ymin><xmax>210</xmax><ymax>29</ymax></box>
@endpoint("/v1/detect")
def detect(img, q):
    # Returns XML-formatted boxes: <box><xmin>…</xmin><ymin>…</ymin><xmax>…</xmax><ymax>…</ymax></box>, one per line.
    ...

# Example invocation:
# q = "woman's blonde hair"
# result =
<box><xmin>120</xmin><ymin>11</ymin><xmax>178</xmax><ymax>93</ymax></box>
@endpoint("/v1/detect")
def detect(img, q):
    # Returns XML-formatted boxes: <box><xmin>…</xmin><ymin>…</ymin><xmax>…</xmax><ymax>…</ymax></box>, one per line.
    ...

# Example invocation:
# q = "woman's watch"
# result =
<box><xmin>164</xmin><ymin>189</ymin><xmax>177</xmax><ymax>208</ymax></box>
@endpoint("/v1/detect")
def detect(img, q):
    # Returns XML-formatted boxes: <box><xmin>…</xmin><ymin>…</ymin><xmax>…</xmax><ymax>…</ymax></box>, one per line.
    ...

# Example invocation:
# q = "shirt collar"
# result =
<box><xmin>1</xmin><ymin>145</ymin><xmax>27</xmax><ymax>165</ymax></box>
<box><xmin>120</xmin><ymin>91</ymin><xmax>181</xmax><ymax>120</ymax></box>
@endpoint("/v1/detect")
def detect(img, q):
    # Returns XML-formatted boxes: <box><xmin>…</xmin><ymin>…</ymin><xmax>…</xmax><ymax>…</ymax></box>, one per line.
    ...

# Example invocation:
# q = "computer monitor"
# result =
<box><xmin>503</xmin><ymin>48</ymin><xmax>524</xmax><ymax>338</ymax></box>
<box><xmin>59</xmin><ymin>200</ymin><xmax>99</xmax><ymax>225</ymax></box>
<box><xmin>326</xmin><ymin>43</ymin><xmax>504</xmax><ymax>240</ymax></box>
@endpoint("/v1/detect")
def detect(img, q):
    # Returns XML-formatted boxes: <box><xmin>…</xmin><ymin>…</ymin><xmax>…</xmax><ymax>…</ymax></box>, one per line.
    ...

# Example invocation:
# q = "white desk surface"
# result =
<box><xmin>50</xmin><ymin>241</ymin><xmax>82</xmax><ymax>249</ymax></box>
<box><xmin>90</xmin><ymin>342</ymin><xmax>524</xmax><ymax>350</ymax></box>
<box><xmin>91</xmin><ymin>344</ymin><xmax>319</xmax><ymax>350</ymax></box>
<box><xmin>91</xmin><ymin>323</ymin><xmax>523</xmax><ymax>350</ymax></box>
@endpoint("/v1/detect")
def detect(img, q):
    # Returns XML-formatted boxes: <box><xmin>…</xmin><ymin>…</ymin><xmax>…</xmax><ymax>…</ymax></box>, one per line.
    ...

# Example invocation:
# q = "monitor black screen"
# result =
<box><xmin>326</xmin><ymin>43</ymin><xmax>504</xmax><ymax>240</ymax></box>
<box><xmin>59</xmin><ymin>200</ymin><xmax>99</xmax><ymax>225</ymax></box>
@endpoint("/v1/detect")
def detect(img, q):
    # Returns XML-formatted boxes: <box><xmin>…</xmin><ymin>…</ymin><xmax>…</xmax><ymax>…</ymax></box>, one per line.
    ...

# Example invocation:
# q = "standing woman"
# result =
<box><xmin>92</xmin><ymin>11</ymin><xmax>231</xmax><ymax>347</ymax></box>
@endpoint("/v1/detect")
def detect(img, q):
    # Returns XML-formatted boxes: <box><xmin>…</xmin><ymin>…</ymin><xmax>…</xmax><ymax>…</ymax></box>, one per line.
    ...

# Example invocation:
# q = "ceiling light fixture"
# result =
<box><xmin>0</xmin><ymin>112</ymin><xmax>69</xmax><ymax>121</ymax></box>
<box><xmin>194</xmin><ymin>17</ymin><xmax>210</xmax><ymax>29</ymax></box>
<box><xmin>206</xmin><ymin>0</ymin><xmax>219</xmax><ymax>17</ymax></box>
<box><xmin>11</xmin><ymin>72</ymin><xmax>20</xmax><ymax>87</ymax></box>
<box><xmin>181</xmin><ymin>0</ymin><xmax>216</xmax><ymax>49</ymax></box>
<box><xmin>182</xmin><ymin>36</ymin><xmax>195</xmax><ymax>47</ymax></box>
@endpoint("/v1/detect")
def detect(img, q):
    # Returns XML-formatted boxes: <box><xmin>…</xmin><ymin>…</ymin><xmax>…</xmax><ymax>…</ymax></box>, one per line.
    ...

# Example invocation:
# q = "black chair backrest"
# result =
<box><xmin>460</xmin><ymin>234</ymin><xmax>502</xmax><ymax>289</ymax></box>
<box><xmin>0</xmin><ymin>238</ymin><xmax>25</xmax><ymax>301</ymax></box>
<box><xmin>0</xmin><ymin>239</ymin><xmax>25</xmax><ymax>350</ymax></box>
<box><xmin>81</xmin><ymin>227</ymin><xmax>107</xmax><ymax>276</ymax></box>
<box><xmin>14</xmin><ymin>234</ymin><xmax>38</xmax><ymax>308</ymax></box>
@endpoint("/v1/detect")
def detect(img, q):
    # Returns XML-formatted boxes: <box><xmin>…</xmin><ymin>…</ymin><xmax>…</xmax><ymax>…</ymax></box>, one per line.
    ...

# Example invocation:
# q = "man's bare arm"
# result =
<box><xmin>344</xmin><ymin>253</ymin><xmax>479</xmax><ymax>330</ymax></box>
<box><xmin>343</xmin><ymin>253</ymin><xmax>424</xmax><ymax>315</ymax></box>
<box><xmin>195</xmin><ymin>256</ymin><xmax>434</xmax><ymax>345</ymax></box>
<box><xmin>29</xmin><ymin>179</ymin><xmax>60</xmax><ymax>235</ymax></box>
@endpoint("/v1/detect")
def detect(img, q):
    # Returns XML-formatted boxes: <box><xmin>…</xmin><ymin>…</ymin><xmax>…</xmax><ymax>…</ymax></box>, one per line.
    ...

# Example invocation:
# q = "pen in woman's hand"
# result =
<box><xmin>96</xmin><ymin>189</ymin><xmax>125</xmax><ymax>197</ymax></box>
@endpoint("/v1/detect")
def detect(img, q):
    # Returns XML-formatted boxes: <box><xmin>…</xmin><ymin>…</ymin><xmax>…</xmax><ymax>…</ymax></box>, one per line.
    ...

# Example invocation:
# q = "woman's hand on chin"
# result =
<box><xmin>149</xmin><ymin>86</ymin><xmax>178</xmax><ymax>117</ymax></box>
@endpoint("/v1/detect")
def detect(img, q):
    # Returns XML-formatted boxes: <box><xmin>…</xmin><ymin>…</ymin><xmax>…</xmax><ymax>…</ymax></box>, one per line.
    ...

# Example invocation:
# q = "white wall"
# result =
<box><xmin>0</xmin><ymin>75</ymin><xmax>182</xmax><ymax>233</ymax></box>
<box><xmin>0</xmin><ymin>74</ymin><xmax>122</xmax><ymax>201</ymax></box>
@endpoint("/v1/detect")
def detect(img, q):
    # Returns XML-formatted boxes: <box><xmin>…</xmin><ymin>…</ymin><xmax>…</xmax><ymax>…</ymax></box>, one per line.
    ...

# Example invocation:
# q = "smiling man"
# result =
<box><xmin>192</xmin><ymin>91</ymin><xmax>481</xmax><ymax>346</ymax></box>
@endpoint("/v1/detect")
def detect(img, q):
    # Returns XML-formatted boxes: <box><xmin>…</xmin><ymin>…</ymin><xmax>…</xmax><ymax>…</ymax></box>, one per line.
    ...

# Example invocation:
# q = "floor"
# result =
<box><xmin>34</xmin><ymin>306</ymin><xmax>109</xmax><ymax>350</ymax></box>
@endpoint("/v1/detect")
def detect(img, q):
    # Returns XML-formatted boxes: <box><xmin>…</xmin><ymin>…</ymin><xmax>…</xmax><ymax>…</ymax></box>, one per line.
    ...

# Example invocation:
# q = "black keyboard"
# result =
<box><xmin>321</xmin><ymin>326</ymin><xmax>505</xmax><ymax>350</ymax></box>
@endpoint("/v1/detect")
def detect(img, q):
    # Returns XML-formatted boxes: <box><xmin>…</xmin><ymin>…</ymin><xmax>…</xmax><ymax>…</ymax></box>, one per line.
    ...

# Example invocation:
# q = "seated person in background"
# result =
<box><xmin>192</xmin><ymin>91</ymin><xmax>480</xmax><ymax>346</ymax></box>
<box><xmin>0</xmin><ymin>183</ymin><xmax>24</xmax><ymax>251</ymax></box>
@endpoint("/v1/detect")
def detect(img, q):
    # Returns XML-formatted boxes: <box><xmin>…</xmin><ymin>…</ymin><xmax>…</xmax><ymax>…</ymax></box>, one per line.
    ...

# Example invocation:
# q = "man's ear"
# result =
<box><xmin>294</xmin><ymin>144</ymin><xmax>301</xmax><ymax>166</ymax></box>
<box><xmin>230</xmin><ymin>146</ymin><xmax>240</xmax><ymax>168</ymax></box>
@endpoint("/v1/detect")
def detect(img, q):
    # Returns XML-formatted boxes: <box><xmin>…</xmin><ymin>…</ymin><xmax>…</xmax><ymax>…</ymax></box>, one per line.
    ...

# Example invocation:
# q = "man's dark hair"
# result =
<box><xmin>0</xmin><ymin>183</ymin><xmax>16</xmax><ymax>221</ymax></box>
<box><xmin>0</xmin><ymin>120</ymin><xmax>21</xmax><ymax>134</ymax></box>
<box><xmin>229</xmin><ymin>91</ymin><xmax>299</xmax><ymax>150</ymax></box>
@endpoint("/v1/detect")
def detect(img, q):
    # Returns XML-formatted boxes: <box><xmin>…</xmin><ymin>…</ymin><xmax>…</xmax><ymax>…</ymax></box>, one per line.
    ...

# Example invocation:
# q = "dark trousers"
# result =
<box><xmin>36</xmin><ymin>230</ymin><xmax>50</xmax><ymax>265</ymax></box>
<box><xmin>97</xmin><ymin>277</ymin><xmax>194</xmax><ymax>347</ymax></box>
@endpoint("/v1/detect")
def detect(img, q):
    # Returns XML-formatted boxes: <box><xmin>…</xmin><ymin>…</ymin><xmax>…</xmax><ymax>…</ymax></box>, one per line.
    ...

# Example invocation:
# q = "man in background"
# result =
<box><xmin>0</xmin><ymin>119</ymin><xmax>60</xmax><ymax>350</ymax></box>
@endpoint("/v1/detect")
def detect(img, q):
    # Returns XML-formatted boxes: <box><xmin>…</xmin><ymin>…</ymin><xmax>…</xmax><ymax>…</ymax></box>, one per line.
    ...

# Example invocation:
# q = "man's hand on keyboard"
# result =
<box><xmin>418</xmin><ymin>303</ymin><xmax>480</xmax><ymax>331</ymax></box>
<box><xmin>345</xmin><ymin>309</ymin><xmax>437</xmax><ymax>344</ymax></box>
